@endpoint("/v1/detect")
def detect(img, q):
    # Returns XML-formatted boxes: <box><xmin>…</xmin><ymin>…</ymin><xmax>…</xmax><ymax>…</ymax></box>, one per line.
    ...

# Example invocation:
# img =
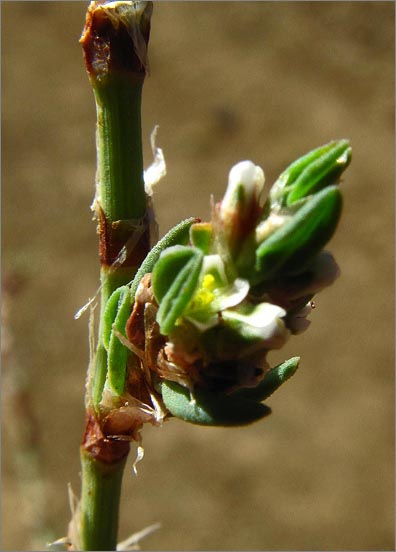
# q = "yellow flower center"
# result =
<box><xmin>188</xmin><ymin>274</ymin><xmax>216</xmax><ymax>312</ymax></box>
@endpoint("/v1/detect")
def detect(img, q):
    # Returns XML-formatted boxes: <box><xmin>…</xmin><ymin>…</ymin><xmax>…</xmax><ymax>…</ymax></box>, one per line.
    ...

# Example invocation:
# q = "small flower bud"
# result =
<box><xmin>219</xmin><ymin>161</ymin><xmax>265</xmax><ymax>251</ymax></box>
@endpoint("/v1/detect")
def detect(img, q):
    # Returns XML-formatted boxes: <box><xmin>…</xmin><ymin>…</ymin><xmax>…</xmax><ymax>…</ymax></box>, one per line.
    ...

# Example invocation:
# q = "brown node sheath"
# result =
<box><xmin>82</xmin><ymin>411</ymin><xmax>130</xmax><ymax>464</ymax></box>
<box><xmin>80</xmin><ymin>1</ymin><xmax>152</xmax><ymax>81</ymax></box>
<box><xmin>97</xmin><ymin>204</ymin><xmax>150</xmax><ymax>268</ymax></box>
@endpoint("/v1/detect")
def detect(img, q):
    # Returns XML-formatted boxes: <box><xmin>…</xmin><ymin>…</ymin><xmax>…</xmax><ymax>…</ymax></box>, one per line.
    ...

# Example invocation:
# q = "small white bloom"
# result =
<box><xmin>227</xmin><ymin>160</ymin><xmax>265</xmax><ymax>201</ymax></box>
<box><xmin>211</xmin><ymin>278</ymin><xmax>250</xmax><ymax>312</ymax></box>
<box><xmin>287</xmin><ymin>302</ymin><xmax>313</xmax><ymax>334</ymax></box>
<box><xmin>222</xmin><ymin>302</ymin><xmax>290</xmax><ymax>349</ymax></box>
<box><xmin>220</xmin><ymin>160</ymin><xmax>265</xmax><ymax>221</ymax></box>
<box><xmin>185</xmin><ymin>276</ymin><xmax>249</xmax><ymax>332</ymax></box>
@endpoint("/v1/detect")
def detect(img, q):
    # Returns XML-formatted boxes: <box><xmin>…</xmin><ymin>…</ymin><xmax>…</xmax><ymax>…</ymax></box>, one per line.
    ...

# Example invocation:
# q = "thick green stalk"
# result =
<box><xmin>79</xmin><ymin>450</ymin><xmax>127</xmax><ymax>551</ymax></box>
<box><xmin>75</xmin><ymin>3</ymin><xmax>153</xmax><ymax>550</ymax></box>
<box><xmin>96</xmin><ymin>75</ymin><xmax>147</xmax><ymax>303</ymax></box>
<box><xmin>94</xmin><ymin>77</ymin><xmax>146</xmax><ymax>223</ymax></box>
<box><xmin>92</xmin><ymin>73</ymin><xmax>149</xmax><ymax>409</ymax></box>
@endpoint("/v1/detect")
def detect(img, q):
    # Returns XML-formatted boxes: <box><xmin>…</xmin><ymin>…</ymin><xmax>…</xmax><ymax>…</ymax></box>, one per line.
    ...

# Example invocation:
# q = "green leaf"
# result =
<box><xmin>103</xmin><ymin>286</ymin><xmax>128</xmax><ymax>351</ymax></box>
<box><xmin>107</xmin><ymin>285</ymin><xmax>132</xmax><ymax>396</ymax></box>
<box><xmin>161</xmin><ymin>380</ymin><xmax>271</xmax><ymax>426</ymax></box>
<box><xmin>286</xmin><ymin>140</ymin><xmax>351</xmax><ymax>205</ymax></box>
<box><xmin>130</xmin><ymin>217</ymin><xmax>197</xmax><ymax>302</ymax></box>
<box><xmin>152</xmin><ymin>246</ymin><xmax>199</xmax><ymax>302</ymax></box>
<box><xmin>232</xmin><ymin>357</ymin><xmax>300</xmax><ymax>402</ymax></box>
<box><xmin>190</xmin><ymin>222</ymin><xmax>213</xmax><ymax>254</ymax></box>
<box><xmin>270</xmin><ymin>140</ymin><xmax>351</xmax><ymax>207</ymax></box>
<box><xmin>152</xmin><ymin>246</ymin><xmax>203</xmax><ymax>335</ymax></box>
<box><xmin>255</xmin><ymin>186</ymin><xmax>342</xmax><ymax>283</ymax></box>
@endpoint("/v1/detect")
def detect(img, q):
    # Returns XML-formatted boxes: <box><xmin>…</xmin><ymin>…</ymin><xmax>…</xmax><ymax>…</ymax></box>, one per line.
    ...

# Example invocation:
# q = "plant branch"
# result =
<box><xmin>73</xmin><ymin>3</ymin><xmax>153</xmax><ymax>550</ymax></box>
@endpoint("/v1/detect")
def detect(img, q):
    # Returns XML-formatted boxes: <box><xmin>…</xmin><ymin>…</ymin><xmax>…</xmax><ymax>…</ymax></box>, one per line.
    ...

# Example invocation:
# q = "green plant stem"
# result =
<box><xmin>79</xmin><ymin>451</ymin><xmax>127</xmax><ymax>551</ymax></box>
<box><xmin>92</xmin><ymin>74</ymin><xmax>149</xmax><ymax>408</ymax></box>
<box><xmin>76</xmin><ymin>3</ymin><xmax>153</xmax><ymax>550</ymax></box>
<box><xmin>94</xmin><ymin>77</ymin><xmax>146</xmax><ymax>223</ymax></box>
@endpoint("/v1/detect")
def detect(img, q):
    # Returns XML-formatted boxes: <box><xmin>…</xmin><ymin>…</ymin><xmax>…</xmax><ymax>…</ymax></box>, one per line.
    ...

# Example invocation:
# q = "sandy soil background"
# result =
<box><xmin>2</xmin><ymin>2</ymin><xmax>394</xmax><ymax>550</ymax></box>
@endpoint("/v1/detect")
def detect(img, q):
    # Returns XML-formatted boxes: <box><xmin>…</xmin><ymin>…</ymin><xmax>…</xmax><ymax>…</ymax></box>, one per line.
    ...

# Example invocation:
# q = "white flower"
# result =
<box><xmin>211</xmin><ymin>278</ymin><xmax>250</xmax><ymax>312</ymax></box>
<box><xmin>287</xmin><ymin>302</ymin><xmax>313</xmax><ymax>334</ymax></box>
<box><xmin>220</xmin><ymin>161</ymin><xmax>265</xmax><ymax>232</ymax></box>
<box><xmin>185</xmin><ymin>273</ymin><xmax>250</xmax><ymax>332</ymax></box>
<box><xmin>222</xmin><ymin>302</ymin><xmax>290</xmax><ymax>349</ymax></box>
<box><xmin>223</xmin><ymin>161</ymin><xmax>265</xmax><ymax>207</ymax></box>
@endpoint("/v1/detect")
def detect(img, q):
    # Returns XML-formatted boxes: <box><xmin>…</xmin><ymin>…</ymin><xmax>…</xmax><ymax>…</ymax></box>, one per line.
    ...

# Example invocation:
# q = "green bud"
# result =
<box><xmin>255</xmin><ymin>186</ymin><xmax>342</xmax><ymax>283</ymax></box>
<box><xmin>270</xmin><ymin>140</ymin><xmax>351</xmax><ymax>207</ymax></box>
<box><xmin>161</xmin><ymin>380</ymin><xmax>271</xmax><ymax>426</ymax></box>
<box><xmin>152</xmin><ymin>246</ymin><xmax>204</xmax><ymax>335</ymax></box>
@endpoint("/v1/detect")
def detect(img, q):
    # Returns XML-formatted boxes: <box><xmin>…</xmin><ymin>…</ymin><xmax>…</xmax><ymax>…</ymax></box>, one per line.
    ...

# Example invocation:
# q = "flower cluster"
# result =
<box><xmin>104</xmin><ymin>140</ymin><xmax>351</xmax><ymax>426</ymax></box>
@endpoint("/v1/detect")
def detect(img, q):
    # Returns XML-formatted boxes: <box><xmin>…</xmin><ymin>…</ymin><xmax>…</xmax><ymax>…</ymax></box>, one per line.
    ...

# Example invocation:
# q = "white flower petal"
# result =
<box><xmin>211</xmin><ymin>278</ymin><xmax>250</xmax><ymax>311</ymax></box>
<box><xmin>220</xmin><ymin>160</ymin><xmax>265</xmax><ymax>219</ymax></box>
<box><xmin>288</xmin><ymin>302</ymin><xmax>313</xmax><ymax>334</ymax></box>
<box><xmin>222</xmin><ymin>302</ymin><xmax>290</xmax><ymax>349</ymax></box>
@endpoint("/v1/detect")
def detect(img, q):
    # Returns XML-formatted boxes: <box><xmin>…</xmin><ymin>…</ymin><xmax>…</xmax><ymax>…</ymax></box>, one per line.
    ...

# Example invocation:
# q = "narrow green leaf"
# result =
<box><xmin>153</xmin><ymin>246</ymin><xmax>203</xmax><ymax>335</ymax></box>
<box><xmin>232</xmin><ymin>357</ymin><xmax>300</xmax><ymax>402</ymax></box>
<box><xmin>152</xmin><ymin>246</ymin><xmax>198</xmax><ymax>302</ymax></box>
<box><xmin>130</xmin><ymin>217</ymin><xmax>197</xmax><ymax>302</ymax></box>
<box><xmin>161</xmin><ymin>380</ymin><xmax>271</xmax><ymax>426</ymax></box>
<box><xmin>286</xmin><ymin>140</ymin><xmax>351</xmax><ymax>205</ymax></box>
<box><xmin>270</xmin><ymin>140</ymin><xmax>350</xmax><ymax>207</ymax></box>
<box><xmin>255</xmin><ymin>186</ymin><xmax>342</xmax><ymax>282</ymax></box>
<box><xmin>92</xmin><ymin>344</ymin><xmax>109</xmax><ymax>409</ymax></box>
<box><xmin>103</xmin><ymin>286</ymin><xmax>128</xmax><ymax>351</ymax></box>
<box><xmin>107</xmin><ymin>286</ymin><xmax>132</xmax><ymax>396</ymax></box>
<box><xmin>269</xmin><ymin>142</ymin><xmax>335</xmax><ymax>206</ymax></box>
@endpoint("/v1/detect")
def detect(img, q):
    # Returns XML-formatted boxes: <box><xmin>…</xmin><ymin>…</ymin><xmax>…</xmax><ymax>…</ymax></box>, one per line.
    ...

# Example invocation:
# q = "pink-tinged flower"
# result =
<box><xmin>219</xmin><ymin>160</ymin><xmax>265</xmax><ymax>250</ymax></box>
<box><xmin>287</xmin><ymin>302</ymin><xmax>313</xmax><ymax>335</ymax></box>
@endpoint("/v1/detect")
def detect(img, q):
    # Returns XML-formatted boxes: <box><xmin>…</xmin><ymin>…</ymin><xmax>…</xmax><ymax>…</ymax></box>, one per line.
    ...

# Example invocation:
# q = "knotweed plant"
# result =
<box><xmin>62</xmin><ymin>2</ymin><xmax>352</xmax><ymax>550</ymax></box>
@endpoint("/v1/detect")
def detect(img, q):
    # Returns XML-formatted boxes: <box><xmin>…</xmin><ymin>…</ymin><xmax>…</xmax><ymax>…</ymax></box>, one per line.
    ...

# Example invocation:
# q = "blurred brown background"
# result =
<box><xmin>1</xmin><ymin>2</ymin><xmax>394</xmax><ymax>550</ymax></box>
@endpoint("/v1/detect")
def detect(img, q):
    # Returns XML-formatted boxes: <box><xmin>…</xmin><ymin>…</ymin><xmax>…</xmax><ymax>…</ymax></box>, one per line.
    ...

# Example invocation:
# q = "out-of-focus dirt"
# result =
<box><xmin>2</xmin><ymin>2</ymin><xmax>394</xmax><ymax>550</ymax></box>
